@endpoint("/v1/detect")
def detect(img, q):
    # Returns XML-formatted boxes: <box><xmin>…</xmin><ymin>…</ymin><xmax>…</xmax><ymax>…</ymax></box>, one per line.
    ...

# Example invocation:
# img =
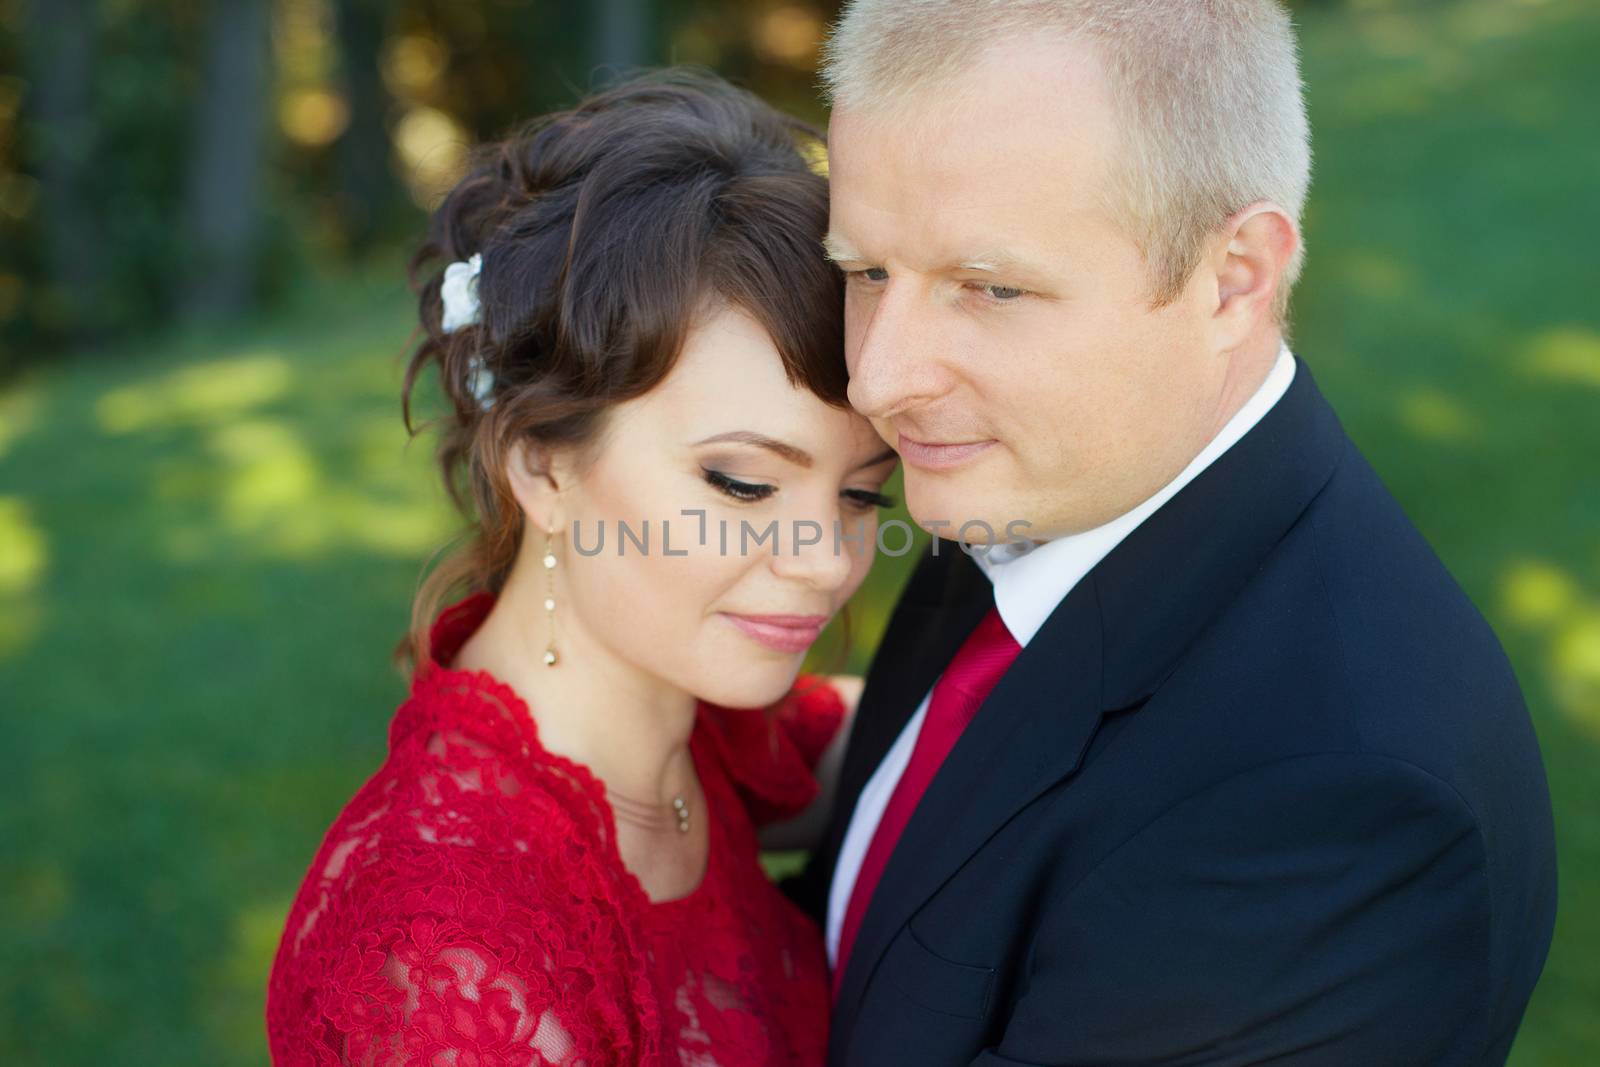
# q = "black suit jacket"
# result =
<box><xmin>786</xmin><ymin>357</ymin><xmax>1557</xmax><ymax>1066</ymax></box>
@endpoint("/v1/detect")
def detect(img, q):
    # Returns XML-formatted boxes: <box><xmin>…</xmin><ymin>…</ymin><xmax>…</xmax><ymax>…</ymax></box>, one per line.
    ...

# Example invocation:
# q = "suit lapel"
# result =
<box><xmin>830</xmin><ymin>580</ymin><xmax>1108</xmax><ymax>1044</ymax></box>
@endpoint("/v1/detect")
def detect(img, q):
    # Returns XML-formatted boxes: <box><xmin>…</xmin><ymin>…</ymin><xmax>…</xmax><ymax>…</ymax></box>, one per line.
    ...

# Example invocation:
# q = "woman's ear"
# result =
<box><xmin>504</xmin><ymin>437</ymin><xmax>570</xmax><ymax>533</ymax></box>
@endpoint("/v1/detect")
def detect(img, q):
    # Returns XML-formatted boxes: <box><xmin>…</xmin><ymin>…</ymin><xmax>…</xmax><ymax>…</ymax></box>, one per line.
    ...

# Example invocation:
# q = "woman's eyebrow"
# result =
<box><xmin>693</xmin><ymin>431</ymin><xmax>813</xmax><ymax>468</ymax></box>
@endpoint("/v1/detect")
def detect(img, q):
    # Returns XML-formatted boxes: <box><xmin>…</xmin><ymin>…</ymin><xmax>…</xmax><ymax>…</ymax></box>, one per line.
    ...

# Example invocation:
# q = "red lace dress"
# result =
<box><xmin>266</xmin><ymin>591</ymin><xmax>844</xmax><ymax>1066</ymax></box>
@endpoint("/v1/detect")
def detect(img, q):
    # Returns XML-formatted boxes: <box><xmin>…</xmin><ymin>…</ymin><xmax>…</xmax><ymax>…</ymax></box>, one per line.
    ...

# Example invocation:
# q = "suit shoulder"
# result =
<box><xmin>1293</xmin><ymin>446</ymin><xmax>1532</xmax><ymax>758</ymax></box>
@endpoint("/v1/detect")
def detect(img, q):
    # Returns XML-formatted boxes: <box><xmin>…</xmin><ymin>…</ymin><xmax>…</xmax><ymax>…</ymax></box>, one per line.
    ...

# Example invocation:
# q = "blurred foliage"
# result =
<box><xmin>2</xmin><ymin>0</ymin><xmax>1598</xmax><ymax>1064</ymax></box>
<box><xmin>0</xmin><ymin>0</ymin><xmax>841</xmax><ymax>378</ymax></box>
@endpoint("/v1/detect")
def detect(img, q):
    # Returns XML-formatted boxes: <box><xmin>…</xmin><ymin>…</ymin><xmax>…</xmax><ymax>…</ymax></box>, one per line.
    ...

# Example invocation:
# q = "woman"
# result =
<box><xmin>265</xmin><ymin>72</ymin><xmax>896</xmax><ymax>1065</ymax></box>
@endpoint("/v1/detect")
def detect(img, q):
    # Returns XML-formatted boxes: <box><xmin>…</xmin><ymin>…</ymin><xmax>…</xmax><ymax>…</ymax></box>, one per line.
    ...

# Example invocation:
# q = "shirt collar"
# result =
<box><xmin>973</xmin><ymin>342</ymin><xmax>1298</xmax><ymax>646</ymax></box>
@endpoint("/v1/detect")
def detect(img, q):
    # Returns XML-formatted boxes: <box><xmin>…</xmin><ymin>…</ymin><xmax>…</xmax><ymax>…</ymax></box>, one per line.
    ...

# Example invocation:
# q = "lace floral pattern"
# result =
<box><xmin>267</xmin><ymin>591</ymin><xmax>844</xmax><ymax>1066</ymax></box>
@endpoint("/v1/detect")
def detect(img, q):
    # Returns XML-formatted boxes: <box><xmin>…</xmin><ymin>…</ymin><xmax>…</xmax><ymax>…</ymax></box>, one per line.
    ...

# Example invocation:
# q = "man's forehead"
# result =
<box><xmin>826</xmin><ymin>141</ymin><xmax>1111</xmax><ymax>273</ymax></box>
<box><xmin>827</xmin><ymin>32</ymin><xmax>1115</xmax><ymax>141</ymax></box>
<box><xmin>827</xmin><ymin>75</ymin><xmax>1118</xmax><ymax>267</ymax></box>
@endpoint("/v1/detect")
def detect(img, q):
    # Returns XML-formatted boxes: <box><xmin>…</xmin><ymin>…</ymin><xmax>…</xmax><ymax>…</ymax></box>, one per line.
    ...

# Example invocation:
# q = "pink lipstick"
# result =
<box><xmin>722</xmin><ymin>613</ymin><xmax>828</xmax><ymax>653</ymax></box>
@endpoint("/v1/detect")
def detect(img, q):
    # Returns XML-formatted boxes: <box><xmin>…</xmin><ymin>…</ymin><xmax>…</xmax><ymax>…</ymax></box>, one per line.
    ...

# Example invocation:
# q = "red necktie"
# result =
<box><xmin>832</xmin><ymin>604</ymin><xmax>1022</xmax><ymax>997</ymax></box>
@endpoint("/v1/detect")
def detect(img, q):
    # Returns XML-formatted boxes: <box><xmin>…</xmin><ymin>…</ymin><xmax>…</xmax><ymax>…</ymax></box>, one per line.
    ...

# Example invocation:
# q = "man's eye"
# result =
<box><xmin>848</xmin><ymin>267</ymin><xmax>889</xmax><ymax>283</ymax></box>
<box><xmin>975</xmin><ymin>282</ymin><xmax>1027</xmax><ymax>301</ymax></box>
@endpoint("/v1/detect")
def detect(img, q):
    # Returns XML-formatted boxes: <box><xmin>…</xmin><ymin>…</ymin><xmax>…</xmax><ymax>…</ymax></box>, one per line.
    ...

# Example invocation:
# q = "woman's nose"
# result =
<box><xmin>768</xmin><ymin>510</ymin><xmax>859</xmax><ymax>593</ymax></box>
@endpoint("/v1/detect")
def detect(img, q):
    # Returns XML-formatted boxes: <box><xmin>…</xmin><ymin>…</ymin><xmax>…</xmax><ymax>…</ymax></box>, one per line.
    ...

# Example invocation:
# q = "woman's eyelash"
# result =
<box><xmin>703</xmin><ymin>468</ymin><xmax>776</xmax><ymax>502</ymax></box>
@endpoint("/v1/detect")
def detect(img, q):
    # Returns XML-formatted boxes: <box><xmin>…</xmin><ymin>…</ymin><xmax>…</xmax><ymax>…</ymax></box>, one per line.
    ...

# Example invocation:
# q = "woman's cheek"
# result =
<box><xmin>845</xmin><ymin>511</ymin><xmax>880</xmax><ymax>596</ymax></box>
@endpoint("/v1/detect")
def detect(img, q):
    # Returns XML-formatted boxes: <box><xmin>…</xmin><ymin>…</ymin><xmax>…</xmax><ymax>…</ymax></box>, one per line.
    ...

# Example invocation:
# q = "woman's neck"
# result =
<box><xmin>451</xmin><ymin>563</ymin><xmax>700</xmax><ymax>805</ymax></box>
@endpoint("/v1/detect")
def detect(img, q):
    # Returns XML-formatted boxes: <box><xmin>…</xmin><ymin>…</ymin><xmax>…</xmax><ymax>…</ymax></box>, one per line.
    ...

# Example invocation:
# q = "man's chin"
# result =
<box><xmin>903</xmin><ymin>487</ymin><xmax>1019</xmax><ymax>547</ymax></box>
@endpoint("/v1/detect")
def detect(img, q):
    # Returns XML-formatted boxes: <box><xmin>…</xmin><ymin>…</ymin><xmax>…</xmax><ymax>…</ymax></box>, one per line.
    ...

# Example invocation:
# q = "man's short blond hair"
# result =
<box><xmin>821</xmin><ymin>0</ymin><xmax>1311</xmax><ymax>320</ymax></box>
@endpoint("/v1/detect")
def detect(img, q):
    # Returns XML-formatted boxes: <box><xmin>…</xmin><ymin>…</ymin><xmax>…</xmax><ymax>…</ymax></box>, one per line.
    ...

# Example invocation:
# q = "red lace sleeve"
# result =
<box><xmin>267</xmin><ymin>725</ymin><xmax>659</xmax><ymax>1066</ymax></box>
<box><xmin>698</xmin><ymin>674</ymin><xmax>847</xmax><ymax>827</ymax></box>
<box><xmin>329</xmin><ymin>902</ymin><xmax>617</xmax><ymax>1066</ymax></box>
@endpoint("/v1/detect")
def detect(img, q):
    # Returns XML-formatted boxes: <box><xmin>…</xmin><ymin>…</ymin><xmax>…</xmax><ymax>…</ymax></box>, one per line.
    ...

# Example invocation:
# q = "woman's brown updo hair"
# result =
<box><xmin>395</xmin><ymin>70</ymin><xmax>846</xmax><ymax>674</ymax></box>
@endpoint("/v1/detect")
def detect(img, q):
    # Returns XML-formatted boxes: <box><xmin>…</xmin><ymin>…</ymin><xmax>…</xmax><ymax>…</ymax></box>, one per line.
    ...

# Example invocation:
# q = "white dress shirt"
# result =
<box><xmin>825</xmin><ymin>343</ymin><xmax>1298</xmax><ymax>966</ymax></box>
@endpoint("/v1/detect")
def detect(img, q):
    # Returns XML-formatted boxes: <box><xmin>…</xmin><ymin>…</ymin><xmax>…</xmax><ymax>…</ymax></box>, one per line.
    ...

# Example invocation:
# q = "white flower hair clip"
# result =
<box><xmin>440</xmin><ymin>252</ymin><xmax>483</xmax><ymax>333</ymax></box>
<box><xmin>466</xmin><ymin>354</ymin><xmax>496</xmax><ymax>411</ymax></box>
<box><xmin>439</xmin><ymin>253</ymin><xmax>496</xmax><ymax>410</ymax></box>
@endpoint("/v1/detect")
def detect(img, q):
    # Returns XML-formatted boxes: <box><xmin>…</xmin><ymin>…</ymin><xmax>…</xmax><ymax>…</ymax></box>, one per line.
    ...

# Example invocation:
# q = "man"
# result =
<box><xmin>785</xmin><ymin>2</ymin><xmax>1558</xmax><ymax>1063</ymax></box>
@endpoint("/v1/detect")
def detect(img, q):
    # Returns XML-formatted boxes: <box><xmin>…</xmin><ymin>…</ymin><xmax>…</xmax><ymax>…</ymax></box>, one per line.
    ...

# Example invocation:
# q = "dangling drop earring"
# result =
<box><xmin>542</xmin><ymin>527</ymin><xmax>559</xmax><ymax>667</ymax></box>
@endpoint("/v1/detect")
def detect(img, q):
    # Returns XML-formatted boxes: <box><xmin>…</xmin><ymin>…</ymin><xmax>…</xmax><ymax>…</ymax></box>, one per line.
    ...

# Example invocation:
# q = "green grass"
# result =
<box><xmin>1288</xmin><ymin>4</ymin><xmax>1600</xmax><ymax>1061</ymax></box>
<box><xmin>3</xmin><ymin>1</ymin><xmax>1598</xmax><ymax>1062</ymax></box>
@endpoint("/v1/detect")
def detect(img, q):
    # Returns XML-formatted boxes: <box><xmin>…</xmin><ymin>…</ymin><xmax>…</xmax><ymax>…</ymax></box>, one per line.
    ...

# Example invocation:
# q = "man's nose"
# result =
<box><xmin>846</xmin><ymin>281</ymin><xmax>948</xmax><ymax>421</ymax></box>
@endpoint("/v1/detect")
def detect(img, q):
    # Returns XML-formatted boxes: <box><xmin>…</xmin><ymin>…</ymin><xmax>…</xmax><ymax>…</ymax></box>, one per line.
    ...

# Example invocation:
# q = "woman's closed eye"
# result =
<box><xmin>703</xmin><ymin>468</ymin><xmax>775</xmax><ymax>503</ymax></box>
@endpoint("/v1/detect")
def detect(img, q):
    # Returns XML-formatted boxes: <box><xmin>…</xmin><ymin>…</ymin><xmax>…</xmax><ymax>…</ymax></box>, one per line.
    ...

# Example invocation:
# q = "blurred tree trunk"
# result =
<box><xmin>594</xmin><ymin>0</ymin><xmax>648</xmax><ymax>72</ymax></box>
<box><xmin>24</xmin><ymin>0</ymin><xmax>101</xmax><ymax>341</ymax></box>
<box><xmin>333</xmin><ymin>0</ymin><xmax>392</xmax><ymax>254</ymax></box>
<box><xmin>180</xmin><ymin>0</ymin><xmax>271</xmax><ymax>321</ymax></box>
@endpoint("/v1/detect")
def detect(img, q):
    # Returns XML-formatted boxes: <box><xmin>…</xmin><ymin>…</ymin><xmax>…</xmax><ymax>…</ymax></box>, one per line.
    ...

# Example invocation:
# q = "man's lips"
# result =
<box><xmin>722</xmin><ymin>613</ymin><xmax>828</xmax><ymax>653</ymax></box>
<box><xmin>896</xmin><ymin>433</ymin><xmax>998</xmax><ymax>471</ymax></box>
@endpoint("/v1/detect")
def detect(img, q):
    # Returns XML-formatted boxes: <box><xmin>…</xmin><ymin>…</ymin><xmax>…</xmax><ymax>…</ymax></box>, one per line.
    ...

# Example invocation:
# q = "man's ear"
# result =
<box><xmin>504</xmin><ymin>437</ymin><xmax>570</xmax><ymax>534</ymax></box>
<box><xmin>1209</xmin><ymin>200</ymin><xmax>1299</xmax><ymax>350</ymax></box>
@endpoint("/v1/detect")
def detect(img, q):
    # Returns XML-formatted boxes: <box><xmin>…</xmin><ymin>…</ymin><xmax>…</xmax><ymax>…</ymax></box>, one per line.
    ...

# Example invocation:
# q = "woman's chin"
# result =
<box><xmin>692</xmin><ymin>662</ymin><xmax>807</xmax><ymax>711</ymax></box>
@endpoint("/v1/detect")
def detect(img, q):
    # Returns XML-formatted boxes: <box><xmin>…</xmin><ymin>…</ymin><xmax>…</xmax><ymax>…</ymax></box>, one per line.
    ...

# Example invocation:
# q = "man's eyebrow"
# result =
<box><xmin>822</xmin><ymin>234</ymin><xmax>863</xmax><ymax>263</ymax></box>
<box><xmin>952</xmin><ymin>250</ymin><xmax>1029</xmax><ymax>273</ymax></box>
<box><xmin>823</xmin><ymin>236</ymin><xmax>1040</xmax><ymax>275</ymax></box>
<box><xmin>693</xmin><ymin>431</ymin><xmax>813</xmax><ymax>468</ymax></box>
